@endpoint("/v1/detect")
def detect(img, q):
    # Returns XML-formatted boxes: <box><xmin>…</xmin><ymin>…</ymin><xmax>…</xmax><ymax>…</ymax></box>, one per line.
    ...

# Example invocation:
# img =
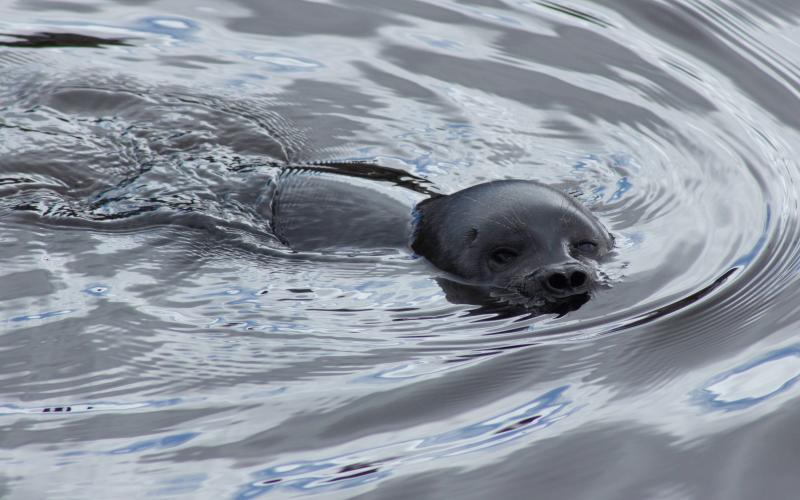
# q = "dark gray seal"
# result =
<box><xmin>266</xmin><ymin>166</ymin><xmax>613</xmax><ymax>313</ymax></box>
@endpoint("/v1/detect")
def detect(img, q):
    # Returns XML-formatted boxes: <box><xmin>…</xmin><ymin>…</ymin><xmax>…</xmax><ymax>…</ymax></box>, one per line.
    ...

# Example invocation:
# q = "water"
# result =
<box><xmin>1</xmin><ymin>0</ymin><xmax>800</xmax><ymax>498</ymax></box>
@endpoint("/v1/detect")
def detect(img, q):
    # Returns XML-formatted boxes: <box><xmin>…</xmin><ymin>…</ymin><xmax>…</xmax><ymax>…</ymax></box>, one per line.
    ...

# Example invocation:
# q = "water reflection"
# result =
<box><xmin>2</xmin><ymin>0</ymin><xmax>800</xmax><ymax>497</ymax></box>
<box><xmin>236</xmin><ymin>386</ymin><xmax>572</xmax><ymax>498</ymax></box>
<box><xmin>0</xmin><ymin>31</ymin><xmax>129</xmax><ymax>48</ymax></box>
<box><xmin>696</xmin><ymin>345</ymin><xmax>800</xmax><ymax>412</ymax></box>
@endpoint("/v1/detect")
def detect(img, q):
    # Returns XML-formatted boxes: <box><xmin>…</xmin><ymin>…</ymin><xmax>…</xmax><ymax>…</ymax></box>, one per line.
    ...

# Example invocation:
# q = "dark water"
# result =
<box><xmin>2</xmin><ymin>0</ymin><xmax>800</xmax><ymax>498</ymax></box>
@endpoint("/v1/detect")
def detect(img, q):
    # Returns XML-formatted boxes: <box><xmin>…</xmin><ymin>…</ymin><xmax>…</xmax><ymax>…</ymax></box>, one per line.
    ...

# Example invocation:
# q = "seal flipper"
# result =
<box><xmin>268</xmin><ymin>169</ymin><xmax>416</xmax><ymax>253</ymax></box>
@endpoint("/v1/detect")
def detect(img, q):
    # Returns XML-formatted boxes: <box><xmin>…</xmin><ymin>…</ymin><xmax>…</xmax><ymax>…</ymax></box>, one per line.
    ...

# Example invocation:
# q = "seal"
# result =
<box><xmin>411</xmin><ymin>180</ymin><xmax>614</xmax><ymax>312</ymax></box>
<box><xmin>266</xmin><ymin>166</ymin><xmax>613</xmax><ymax>313</ymax></box>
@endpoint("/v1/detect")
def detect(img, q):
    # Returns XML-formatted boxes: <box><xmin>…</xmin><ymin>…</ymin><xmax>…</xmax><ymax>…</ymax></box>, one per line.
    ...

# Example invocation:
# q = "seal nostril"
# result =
<box><xmin>570</xmin><ymin>270</ymin><xmax>587</xmax><ymax>288</ymax></box>
<box><xmin>547</xmin><ymin>273</ymin><xmax>569</xmax><ymax>290</ymax></box>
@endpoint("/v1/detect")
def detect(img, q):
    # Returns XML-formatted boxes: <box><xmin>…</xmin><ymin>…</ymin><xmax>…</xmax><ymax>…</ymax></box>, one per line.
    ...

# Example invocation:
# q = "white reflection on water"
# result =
<box><xmin>697</xmin><ymin>345</ymin><xmax>800</xmax><ymax>411</ymax></box>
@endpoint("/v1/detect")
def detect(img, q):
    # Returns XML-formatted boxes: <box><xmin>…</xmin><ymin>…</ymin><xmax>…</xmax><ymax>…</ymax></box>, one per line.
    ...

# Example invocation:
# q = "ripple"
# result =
<box><xmin>3</xmin><ymin>0</ymin><xmax>800</xmax><ymax>497</ymax></box>
<box><xmin>234</xmin><ymin>386</ymin><xmax>573</xmax><ymax>497</ymax></box>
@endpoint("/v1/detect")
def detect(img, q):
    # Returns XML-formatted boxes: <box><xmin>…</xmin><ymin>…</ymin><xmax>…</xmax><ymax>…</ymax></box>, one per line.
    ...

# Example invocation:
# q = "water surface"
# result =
<box><xmin>2</xmin><ymin>0</ymin><xmax>800</xmax><ymax>498</ymax></box>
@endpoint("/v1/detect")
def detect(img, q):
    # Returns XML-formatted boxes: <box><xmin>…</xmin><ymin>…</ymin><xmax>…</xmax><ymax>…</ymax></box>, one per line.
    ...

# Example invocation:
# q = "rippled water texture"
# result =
<box><xmin>2</xmin><ymin>0</ymin><xmax>800</xmax><ymax>498</ymax></box>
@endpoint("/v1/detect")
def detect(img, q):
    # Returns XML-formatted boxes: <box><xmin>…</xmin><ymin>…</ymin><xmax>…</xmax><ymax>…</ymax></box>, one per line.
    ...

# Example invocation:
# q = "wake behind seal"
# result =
<box><xmin>266</xmin><ymin>166</ymin><xmax>614</xmax><ymax>314</ymax></box>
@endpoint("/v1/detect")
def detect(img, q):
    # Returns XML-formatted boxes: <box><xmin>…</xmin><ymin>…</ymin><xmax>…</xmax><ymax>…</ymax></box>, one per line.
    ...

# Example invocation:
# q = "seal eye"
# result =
<box><xmin>489</xmin><ymin>248</ymin><xmax>519</xmax><ymax>267</ymax></box>
<box><xmin>574</xmin><ymin>241</ymin><xmax>598</xmax><ymax>254</ymax></box>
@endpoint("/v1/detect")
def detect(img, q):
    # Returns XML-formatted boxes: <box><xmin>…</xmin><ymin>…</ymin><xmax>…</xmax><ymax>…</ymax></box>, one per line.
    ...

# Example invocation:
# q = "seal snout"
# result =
<box><xmin>535</xmin><ymin>263</ymin><xmax>593</xmax><ymax>298</ymax></box>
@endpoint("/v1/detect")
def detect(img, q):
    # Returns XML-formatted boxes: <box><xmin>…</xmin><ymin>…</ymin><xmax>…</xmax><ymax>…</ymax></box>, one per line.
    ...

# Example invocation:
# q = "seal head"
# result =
<box><xmin>411</xmin><ymin>180</ymin><xmax>613</xmax><ymax>311</ymax></box>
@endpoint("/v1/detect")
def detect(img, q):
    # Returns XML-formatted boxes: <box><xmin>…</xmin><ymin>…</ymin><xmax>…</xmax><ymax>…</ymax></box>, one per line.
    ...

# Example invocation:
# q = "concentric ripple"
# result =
<box><xmin>2</xmin><ymin>0</ymin><xmax>800</xmax><ymax>498</ymax></box>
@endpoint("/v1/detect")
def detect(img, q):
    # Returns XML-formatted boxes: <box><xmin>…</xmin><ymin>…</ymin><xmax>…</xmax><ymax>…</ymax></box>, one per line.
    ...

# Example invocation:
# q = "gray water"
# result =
<box><xmin>2</xmin><ymin>0</ymin><xmax>800</xmax><ymax>498</ymax></box>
